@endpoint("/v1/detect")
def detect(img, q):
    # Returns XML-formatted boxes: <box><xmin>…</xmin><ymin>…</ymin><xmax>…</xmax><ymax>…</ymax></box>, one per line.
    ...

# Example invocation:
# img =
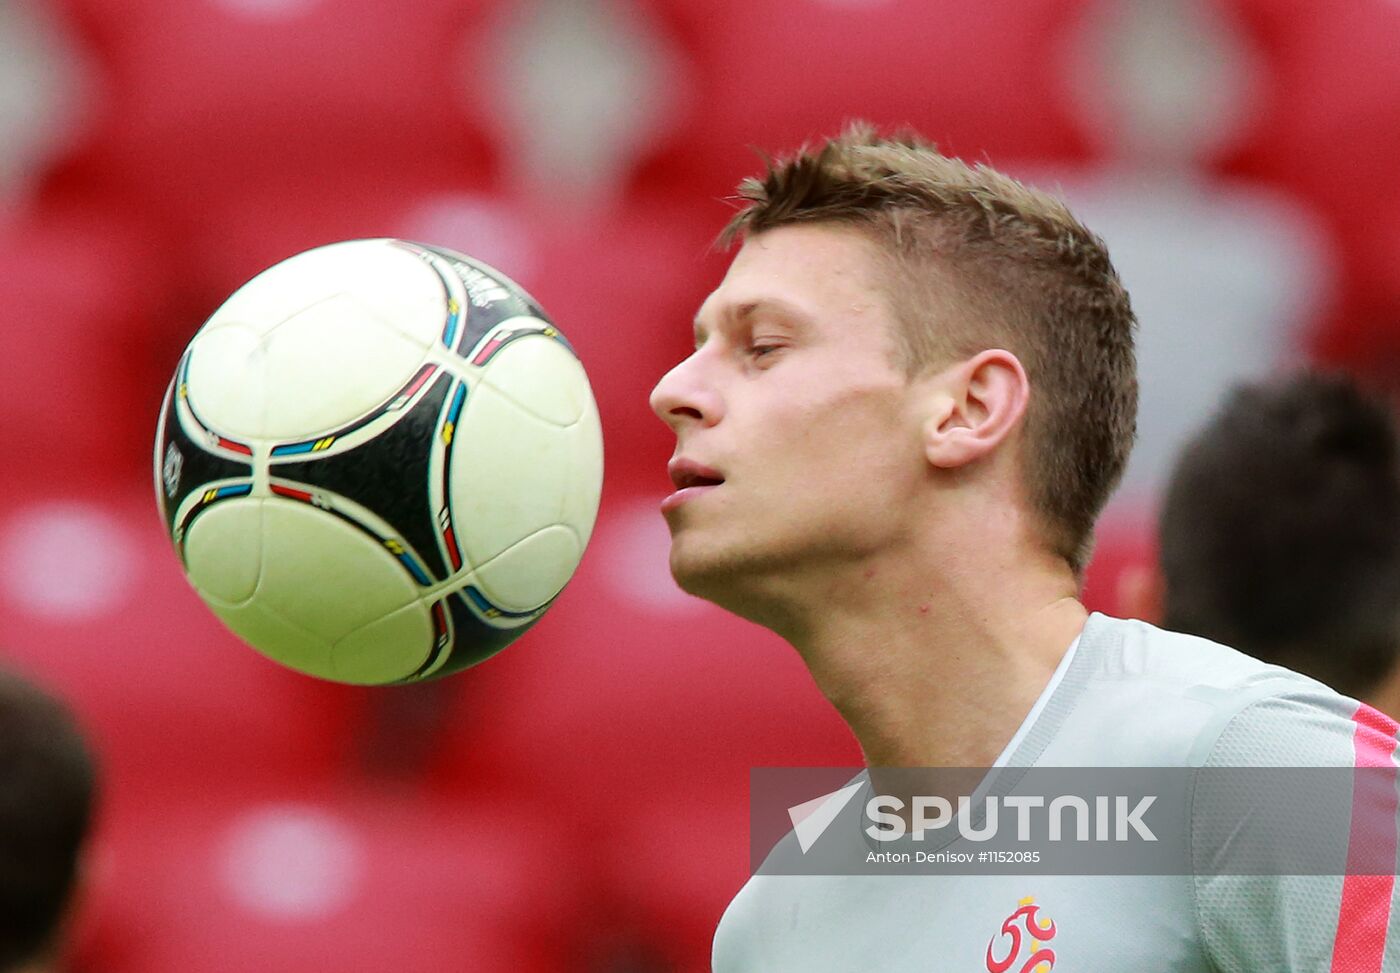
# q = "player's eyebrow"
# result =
<box><xmin>692</xmin><ymin>298</ymin><xmax>812</xmax><ymax>346</ymax></box>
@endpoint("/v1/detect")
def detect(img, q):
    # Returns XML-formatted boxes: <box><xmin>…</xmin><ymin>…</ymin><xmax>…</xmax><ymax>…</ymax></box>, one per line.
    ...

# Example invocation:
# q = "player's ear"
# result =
<box><xmin>1117</xmin><ymin>562</ymin><xmax>1165</xmax><ymax>624</ymax></box>
<box><xmin>921</xmin><ymin>349</ymin><xmax>1029</xmax><ymax>469</ymax></box>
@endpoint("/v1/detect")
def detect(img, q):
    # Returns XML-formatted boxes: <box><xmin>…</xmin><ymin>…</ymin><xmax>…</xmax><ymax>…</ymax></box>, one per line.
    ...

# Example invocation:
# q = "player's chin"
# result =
<box><xmin>667</xmin><ymin>537</ymin><xmax>739</xmax><ymax>599</ymax></box>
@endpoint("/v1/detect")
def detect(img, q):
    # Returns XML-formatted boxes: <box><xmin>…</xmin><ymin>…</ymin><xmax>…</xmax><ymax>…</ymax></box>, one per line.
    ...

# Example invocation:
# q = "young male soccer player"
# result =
<box><xmin>650</xmin><ymin>125</ymin><xmax>1400</xmax><ymax>970</ymax></box>
<box><xmin>1119</xmin><ymin>371</ymin><xmax>1400</xmax><ymax>707</ymax></box>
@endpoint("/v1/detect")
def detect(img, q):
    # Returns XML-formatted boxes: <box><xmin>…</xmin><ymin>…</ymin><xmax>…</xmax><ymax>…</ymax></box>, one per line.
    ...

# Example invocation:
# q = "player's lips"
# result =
<box><xmin>662</xmin><ymin>458</ymin><xmax>725</xmax><ymax>512</ymax></box>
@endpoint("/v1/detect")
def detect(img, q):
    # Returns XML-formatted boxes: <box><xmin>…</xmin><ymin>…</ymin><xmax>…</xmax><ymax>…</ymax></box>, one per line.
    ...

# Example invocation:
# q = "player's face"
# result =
<box><xmin>649</xmin><ymin>224</ymin><xmax>931</xmax><ymax>601</ymax></box>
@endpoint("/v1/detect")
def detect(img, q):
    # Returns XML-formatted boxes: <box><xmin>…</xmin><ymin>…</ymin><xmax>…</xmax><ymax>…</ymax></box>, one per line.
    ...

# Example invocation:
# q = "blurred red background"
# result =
<box><xmin>0</xmin><ymin>0</ymin><xmax>1397</xmax><ymax>969</ymax></box>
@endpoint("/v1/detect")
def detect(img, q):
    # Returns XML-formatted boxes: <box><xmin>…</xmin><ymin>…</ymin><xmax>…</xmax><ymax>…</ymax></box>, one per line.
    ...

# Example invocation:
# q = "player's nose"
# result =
<box><xmin>649</xmin><ymin>355</ymin><xmax>722</xmax><ymax>432</ymax></box>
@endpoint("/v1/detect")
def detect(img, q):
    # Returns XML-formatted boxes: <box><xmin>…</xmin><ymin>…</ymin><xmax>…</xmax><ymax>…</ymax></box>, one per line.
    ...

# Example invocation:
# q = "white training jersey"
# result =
<box><xmin>714</xmin><ymin>613</ymin><xmax>1400</xmax><ymax>972</ymax></box>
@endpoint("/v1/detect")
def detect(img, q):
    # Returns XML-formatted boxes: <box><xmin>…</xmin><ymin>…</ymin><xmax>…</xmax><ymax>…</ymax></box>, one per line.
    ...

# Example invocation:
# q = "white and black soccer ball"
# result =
<box><xmin>155</xmin><ymin>239</ymin><xmax>603</xmax><ymax>685</ymax></box>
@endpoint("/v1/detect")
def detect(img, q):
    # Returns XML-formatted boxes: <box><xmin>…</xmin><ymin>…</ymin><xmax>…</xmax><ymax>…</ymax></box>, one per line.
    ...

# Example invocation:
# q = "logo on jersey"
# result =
<box><xmin>985</xmin><ymin>896</ymin><xmax>1056</xmax><ymax>973</ymax></box>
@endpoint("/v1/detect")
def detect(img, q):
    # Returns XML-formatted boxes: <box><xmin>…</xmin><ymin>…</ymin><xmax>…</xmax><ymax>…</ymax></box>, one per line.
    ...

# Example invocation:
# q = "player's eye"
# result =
<box><xmin>748</xmin><ymin>343</ymin><xmax>783</xmax><ymax>359</ymax></box>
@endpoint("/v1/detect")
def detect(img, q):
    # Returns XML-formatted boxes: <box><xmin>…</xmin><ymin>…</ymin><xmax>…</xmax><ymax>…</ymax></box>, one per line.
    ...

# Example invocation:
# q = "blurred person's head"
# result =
<box><xmin>651</xmin><ymin>123</ymin><xmax>1137</xmax><ymax>619</ymax></box>
<box><xmin>0</xmin><ymin>669</ymin><xmax>96</xmax><ymax>973</ymax></box>
<box><xmin>1120</xmin><ymin>372</ymin><xmax>1400</xmax><ymax>699</ymax></box>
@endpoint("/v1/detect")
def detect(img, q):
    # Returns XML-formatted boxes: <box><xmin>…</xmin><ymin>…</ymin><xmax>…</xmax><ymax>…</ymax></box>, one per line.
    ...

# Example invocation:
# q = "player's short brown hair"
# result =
<box><xmin>1160</xmin><ymin>373</ymin><xmax>1400</xmax><ymax>697</ymax></box>
<box><xmin>0</xmin><ymin>668</ymin><xmax>96</xmax><ymax>971</ymax></box>
<box><xmin>721</xmin><ymin>122</ymin><xmax>1138</xmax><ymax>574</ymax></box>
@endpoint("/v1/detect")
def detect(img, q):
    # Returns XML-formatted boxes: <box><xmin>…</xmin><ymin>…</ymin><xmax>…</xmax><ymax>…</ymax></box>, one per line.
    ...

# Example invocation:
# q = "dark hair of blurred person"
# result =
<box><xmin>1120</xmin><ymin>372</ymin><xmax>1400</xmax><ymax>703</ymax></box>
<box><xmin>0</xmin><ymin>669</ymin><xmax>96</xmax><ymax>973</ymax></box>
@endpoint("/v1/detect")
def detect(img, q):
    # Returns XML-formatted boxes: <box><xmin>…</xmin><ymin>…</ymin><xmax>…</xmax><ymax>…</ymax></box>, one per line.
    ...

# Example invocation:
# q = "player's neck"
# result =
<box><xmin>787</xmin><ymin>545</ymin><xmax>1086</xmax><ymax>768</ymax></box>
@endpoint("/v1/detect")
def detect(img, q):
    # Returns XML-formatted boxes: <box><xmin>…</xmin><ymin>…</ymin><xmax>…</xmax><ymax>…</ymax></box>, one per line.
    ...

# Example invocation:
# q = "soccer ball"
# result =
<box><xmin>154</xmin><ymin>239</ymin><xmax>603</xmax><ymax>685</ymax></box>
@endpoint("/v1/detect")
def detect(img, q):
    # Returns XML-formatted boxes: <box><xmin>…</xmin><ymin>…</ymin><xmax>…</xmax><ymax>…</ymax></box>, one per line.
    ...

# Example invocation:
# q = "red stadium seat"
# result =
<box><xmin>629</xmin><ymin>0</ymin><xmax>1098</xmax><ymax>202</ymax></box>
<box><xmin>1217</xmin><ymin>0</ymin><xmax>1400</xmax><ymax>302</ymax></box>
<box><xmin>44</xmin><ymin>0</ymin><xmax>504</xmax><ymax>293</ymax></box>
<box><xmin>48</xmin><ymin>0</ymin><xmax>502</xmax><ymax>189</ymax></box>
<box><xmin>600</xmin><ymin>790</ymin><xmax>757</xmax><ymax>973</ymax></box>
<box><xmin>0</xmin><ymin>196</ymin><xmax>175</xmax><ymax>482</ymax></box>
<box><xmin>71</xmin><ymin>780</ymin><xmax>575</xmax><ymax>973</ymax></box>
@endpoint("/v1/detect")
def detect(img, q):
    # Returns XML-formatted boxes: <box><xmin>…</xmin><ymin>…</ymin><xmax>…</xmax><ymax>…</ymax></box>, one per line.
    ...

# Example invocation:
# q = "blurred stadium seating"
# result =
<box><xmin>71</xmin><ymin>780</ymin><xmax>578</xmax><ymax>973</ymax></box>
<box><xmin>629</xmin><ymin>0</ymin><xmax>1099</xmax><ymax>202</ymax></box>
<box><xmin>0</xmin><ymin>0</ymin><xmax>1396</xmax><ymax>970</ymax></box>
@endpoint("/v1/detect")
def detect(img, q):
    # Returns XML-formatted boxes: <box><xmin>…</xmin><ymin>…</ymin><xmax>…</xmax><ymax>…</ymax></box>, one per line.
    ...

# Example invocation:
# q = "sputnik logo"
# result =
<box><xmin>787</xmin><ymin>782</ymin><xmax>865</xmax><ymax>853</ymax></box>
<box><xmin>986</xmin><ymin>896</ymin><xmax>1057</xmax><ymax>973</ymax></box>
